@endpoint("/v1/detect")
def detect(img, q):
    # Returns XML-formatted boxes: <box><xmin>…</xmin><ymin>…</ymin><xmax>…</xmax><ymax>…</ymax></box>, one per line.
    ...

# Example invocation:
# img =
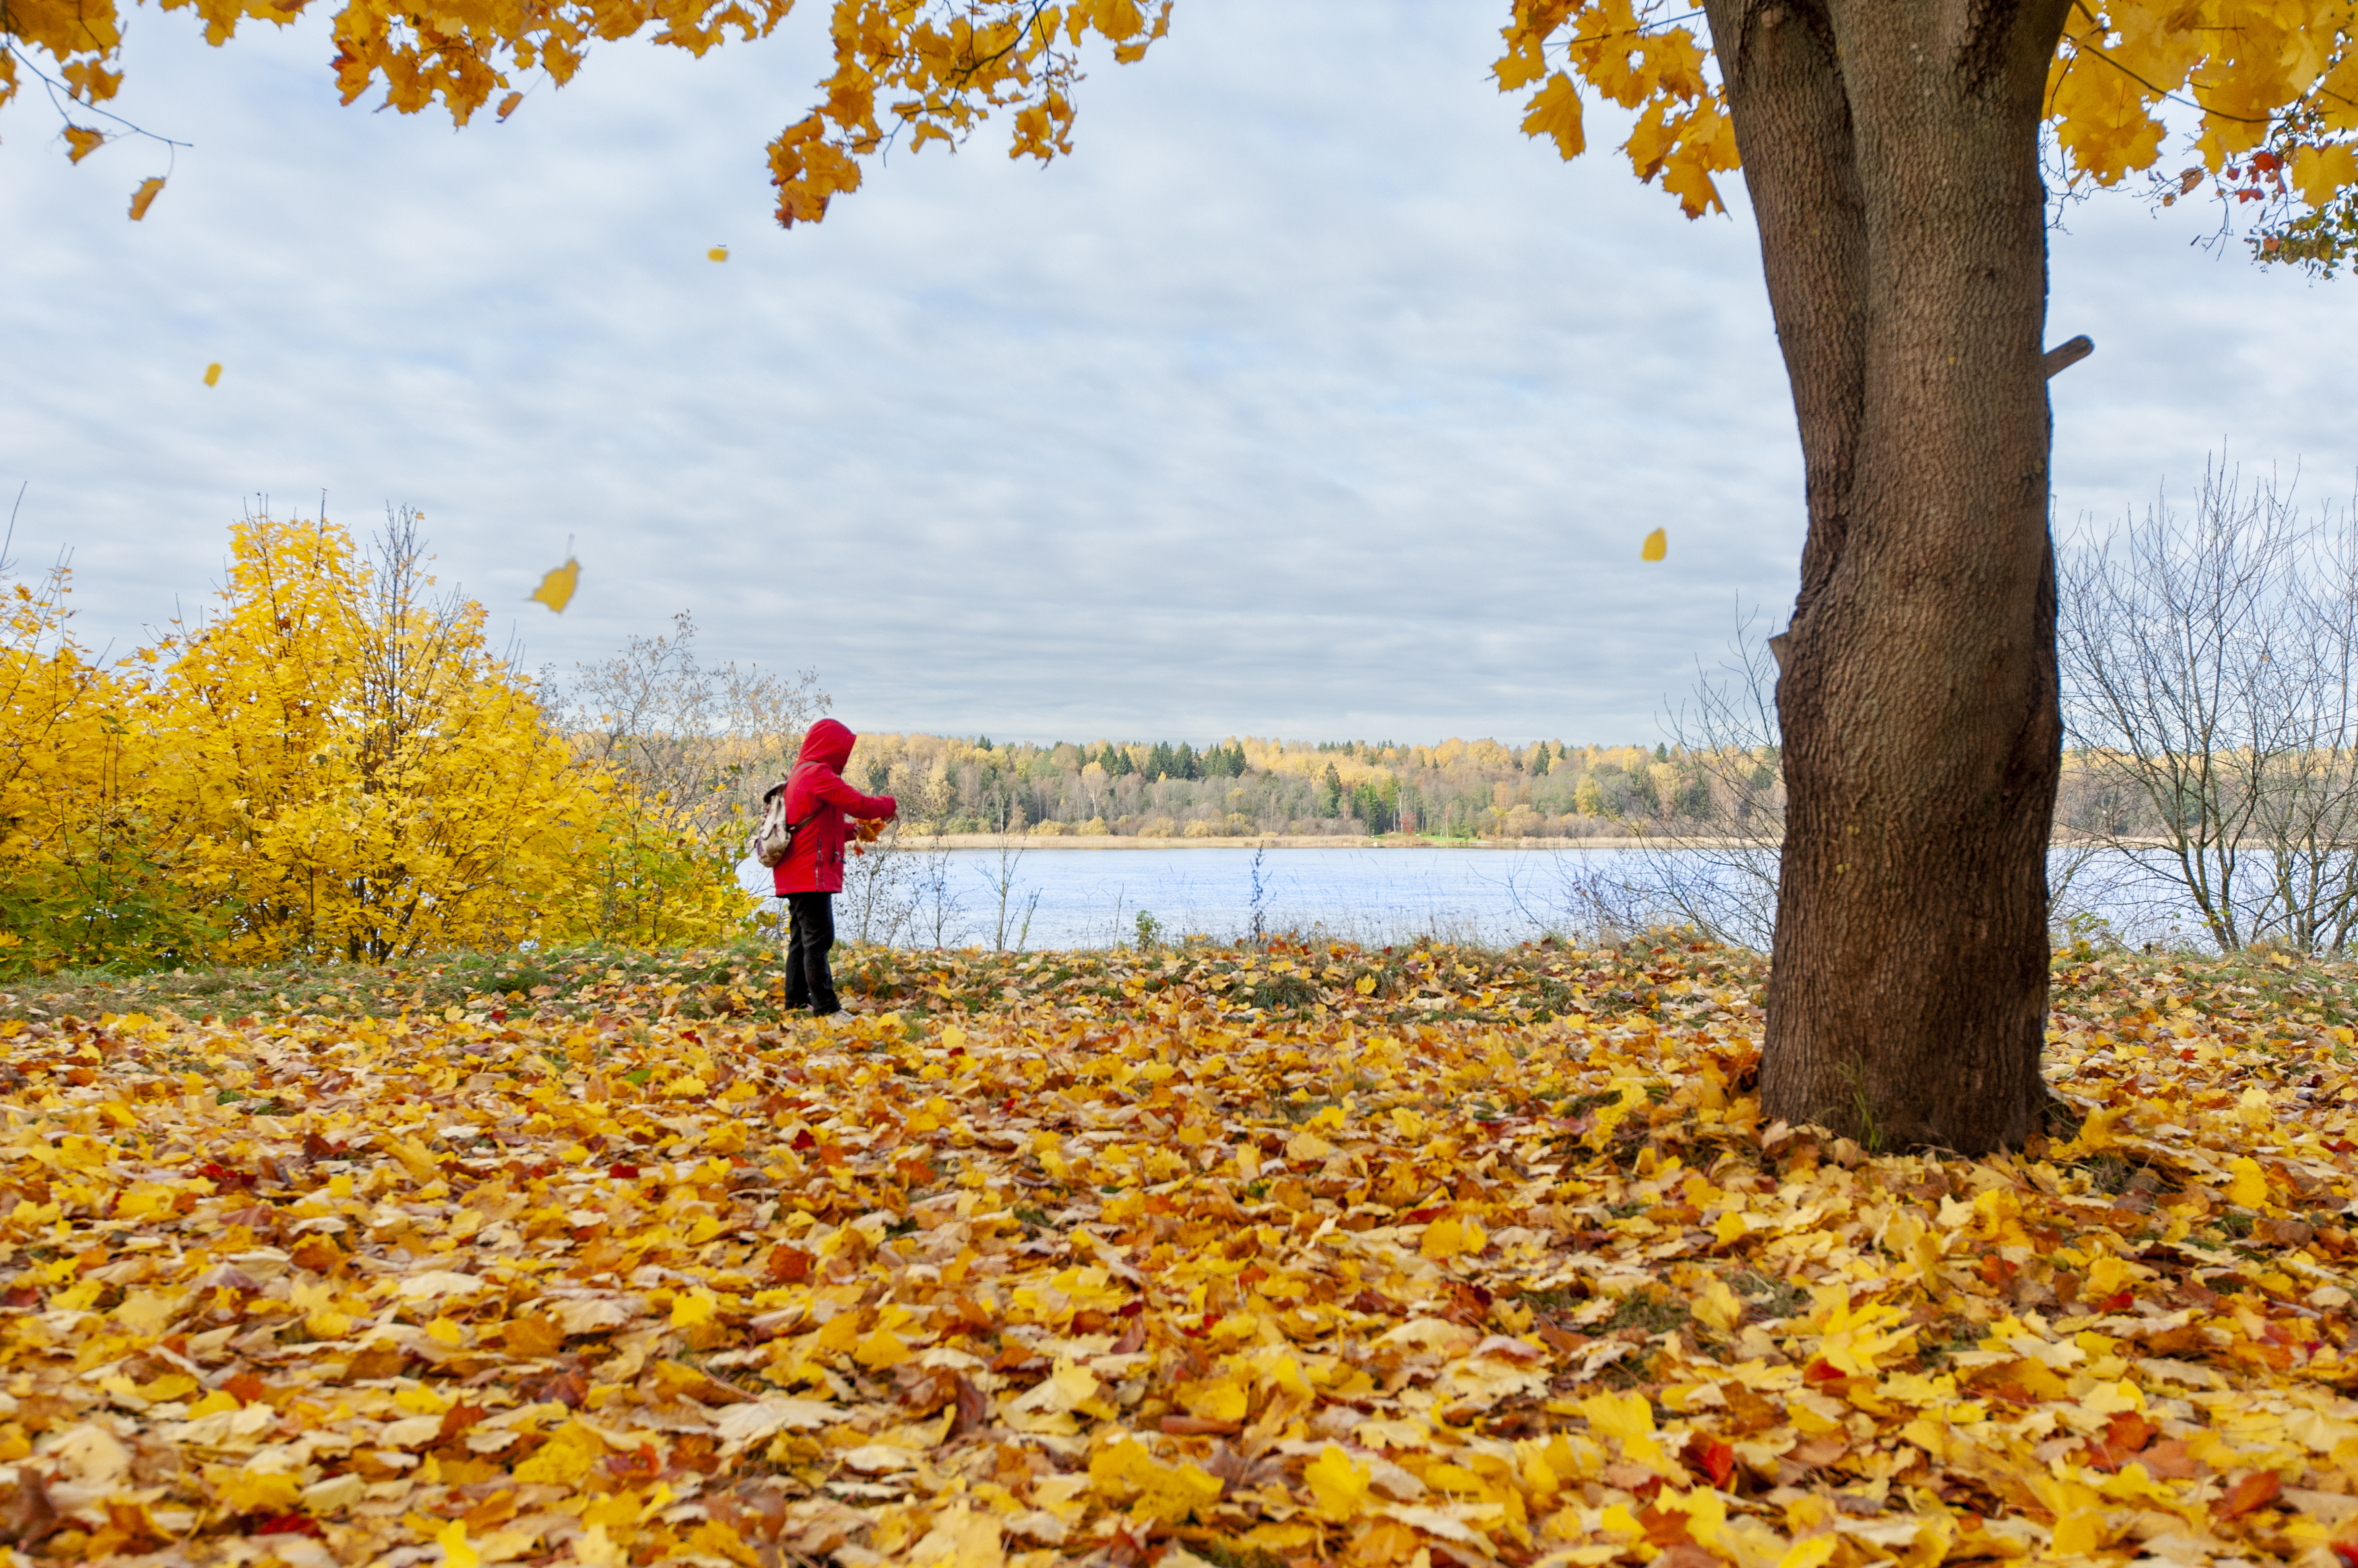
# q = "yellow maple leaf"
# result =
<box><xmin>574</xmin><ymin>1524</ymin><xmax>625</xmax><ymax>1568</ymax></box>
<box><xmin>219</xmin><ymin>1471</ymin><xmax>303</xmax><ymax>1513</ymax></box>
<box><xmin>1088</xmin><ymin>1438</ymin><xmax>1222</xmax><ymax>1523</ymax></box>
<box><xmin>2050</xmin><ymin>1511</ymin><xmax>2105</xmax><ymax>1555</ymax></box>
<box><xmin>1521</xmin><ymin>71</ymin><xmax>1586</xmax><ymax>160</ymax></box>
<box><xmin>513</xmin><ymin>1423</ymin><xmax>604</xmax><ymax>1486</ymax></box>
<box><xmin>707</xmin><ymin>244</ymin><xmax>729</xmax><ymax>261</ymax></box>
<box><xmin>129</xmin><ymin>176</ymin><xmax>165</xmax><ymax>220</ymax></box>
<box><xmin>2084</xmin><ymin>1253</ymin><xmax>2146</xmax><ymax>1298</ymax></box>
<box><xmin>1581</xmin><ymin>1389</ymin><xmax>1655</xmax><ymax>1443</ymax></box>
<box><xmin>439</xmin><ymin>1519</ymin><xmax>480</xmax><ymax>1568</ymax></box>
<box><xmin>1692</xmin><ymin>1273</ymin><xmax>1745</xmax><ymax>1332</ymax></box>
<box><xmin>854</xmin><ymin>1322</ymin><xmax>913</xmax><ymax>1369</ymax></box>
<box><xmin>64</xmin><ymin>125</ymin><xmax>106</xmax><ymax>162</ymax></box>
<box><xmin>1642</xmin><ymin>527</ymin><xmax>1668</xmax><ymax>562</ymax></box>
<box><xmin>1304</xmin><ymin>1443</ymin><xmax>1372</xmax><ymax>1520</ymax></box>
<box><xmin>1182</xmin><ymin>1375</ymin><xmax>1249</xmax><ymax>1424</ymax></box>
<box><xmin>2225</xmin><ymin>1156</ymin><xmax>2268</xmax><ymax>1208</ymax></box>
<box><xmin>529</xmin><ymin>558</ymin><xmax>580</xmax><ymax>614</ymax></box>
<box><xmin>1419</xmin><ymin>1214</ymin><xmax>1486</xmax><ymax>1260</ymax></box>
<box><xmin>203</xmin><ymin>362</ymin><xmax>222</xmax><ymax>387</ymax></box>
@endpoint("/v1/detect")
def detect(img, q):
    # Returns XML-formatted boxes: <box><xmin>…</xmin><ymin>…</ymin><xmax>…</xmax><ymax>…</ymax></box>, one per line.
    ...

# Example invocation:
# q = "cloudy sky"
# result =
<box><xmin>5</xmin><ymin>1</ymin><xmax>2355</xmax><ymax>745</ymax></box>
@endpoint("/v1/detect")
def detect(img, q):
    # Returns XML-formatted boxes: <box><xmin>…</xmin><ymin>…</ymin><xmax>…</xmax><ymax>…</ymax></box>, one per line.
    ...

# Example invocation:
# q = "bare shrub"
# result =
<box><xmin>2058</xmin><ymin>461</ymin><xmax>2358</xmax><ymax>954</ymax></box>
<box><xmin>563</xmin><ymin>612</ymin><xmax>827</xmax><ymax>942</ymax></box>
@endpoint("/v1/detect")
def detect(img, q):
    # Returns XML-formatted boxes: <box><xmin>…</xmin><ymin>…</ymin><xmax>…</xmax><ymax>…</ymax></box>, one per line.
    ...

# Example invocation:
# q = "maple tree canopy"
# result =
<box><xmin>8</xmin><ymin>0</ymin><xmax>2358</xmax><ymax>267</ymax></box>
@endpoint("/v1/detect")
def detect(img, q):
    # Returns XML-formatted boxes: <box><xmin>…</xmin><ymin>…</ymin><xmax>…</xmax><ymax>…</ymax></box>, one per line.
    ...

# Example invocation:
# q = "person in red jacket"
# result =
<box><xmin>771</xmin><ymin>718</ymin><xmax>897</xmax><ymax>1016</ymax></box>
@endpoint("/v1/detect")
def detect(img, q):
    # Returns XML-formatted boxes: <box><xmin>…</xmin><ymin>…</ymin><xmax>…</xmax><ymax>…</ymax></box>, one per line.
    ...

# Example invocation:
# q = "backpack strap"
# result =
<box><xmin>767</xmin><ymin>777</ymin><xmax>825</xmax><ymax>834</ymax></box>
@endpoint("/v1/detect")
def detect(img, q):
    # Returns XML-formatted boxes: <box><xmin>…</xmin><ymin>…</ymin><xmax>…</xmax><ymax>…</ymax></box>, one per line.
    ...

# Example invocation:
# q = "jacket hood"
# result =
<box><xmin>798</xmin><ymin>718</ymin><xmax>856</xmax><ymax>772</ymax></box>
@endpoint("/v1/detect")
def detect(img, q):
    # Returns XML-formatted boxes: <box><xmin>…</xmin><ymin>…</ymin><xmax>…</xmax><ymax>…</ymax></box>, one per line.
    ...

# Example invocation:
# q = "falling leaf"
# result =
<box><xmin>129</xmin><ymin>176</ymin><xmax>166</xmax><ymax>220</ymax></box>
<box><xmin>707</xmin><ymin>244</ymin><xmax>729</xmax><ymax>261</ymax></box>
<box><xmin>203</xmin><ymin>362</ymin><xmax>222</xmax><ymax>387</ymax></box>
<box><xmin>1642</xmin><ymin>527</ymin><xmax>1668</xmax><ymax>562</ymax></box>
<box><xmin>529</xmin><ymin>557</ymin><xmax>579</xmax><ymax>613</ymax></box>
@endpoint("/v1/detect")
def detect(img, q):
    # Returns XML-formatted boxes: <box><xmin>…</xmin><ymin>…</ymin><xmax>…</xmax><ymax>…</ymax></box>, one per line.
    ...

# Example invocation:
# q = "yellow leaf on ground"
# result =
<box><xmin>219</xmin><ymin>1471</ymin><xmax>302</xmax><ymax>1513</ymax></box>
<box><xmin>1304</xmin><ymin>1443</ymin><xmax>1372</xmax><ymax>1520</ymax></box>
<box><xmin>1420</xmin><ymin>1214</ymin><xmax>1485</xmax><ymax>1260</ymax></box>
<box><xmin>2226</xmin><ymin>1156</ymin><xmax>2268</xmax><ymax>1208</ymax></box>
<box><xmin>2050</xmin><ymin>1511</ymin><xmax>2105</xmax><ymax>1555</ymax></box>
<box><xmin>439</xmin><ymin>1520</ymin><xmax>480</xmax><ymax>1568</ymax></box>
<box><xmin>573</xmin><ymin>1525</ymin><xmax>625</xmax><ymax>1568</ymax></box>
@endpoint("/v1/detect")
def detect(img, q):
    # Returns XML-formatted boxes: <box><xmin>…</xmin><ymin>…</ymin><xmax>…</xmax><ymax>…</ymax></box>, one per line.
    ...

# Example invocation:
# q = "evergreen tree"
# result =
<box><xmin>1531</xmin><ymin>743</ymin><xmax>1552</xmax><ymax>777</ymax></box>
<box><xmin>1110</xmin><ymin>746</ymin><xmax>1133</xmax><ymax>777</ymax></box>
<box><xmin>1318</xmin><ymin>762</ymin><xmax>1343</xmax><ymax>818</ymax></box>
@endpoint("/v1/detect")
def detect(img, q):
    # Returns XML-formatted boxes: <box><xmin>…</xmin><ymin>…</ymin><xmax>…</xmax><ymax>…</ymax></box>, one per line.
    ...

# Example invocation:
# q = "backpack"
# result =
<box><xmin>751</xmin><ymin>779</ymin><xmax>823</xmax><ymax>870</ymax></box>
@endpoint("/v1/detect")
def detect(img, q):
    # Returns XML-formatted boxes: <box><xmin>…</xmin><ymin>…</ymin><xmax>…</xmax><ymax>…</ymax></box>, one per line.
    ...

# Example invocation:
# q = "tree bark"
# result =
<box><xmin>1699</xmin><ymin>0</ymin><xmax>2070</xmax><ymax>1154</ymax></box>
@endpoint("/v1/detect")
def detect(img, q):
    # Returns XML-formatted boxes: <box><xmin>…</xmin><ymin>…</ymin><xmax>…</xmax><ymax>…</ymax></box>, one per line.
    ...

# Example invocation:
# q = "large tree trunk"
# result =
<box><xmin>1699</xmin><ymin>0</ymin><xmax>2070</xmax><ymax>1154</ymax></box>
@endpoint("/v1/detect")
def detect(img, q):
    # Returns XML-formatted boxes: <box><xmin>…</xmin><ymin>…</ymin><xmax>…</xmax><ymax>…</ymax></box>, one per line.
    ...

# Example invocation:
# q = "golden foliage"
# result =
<box><xmin>7</xmin><ymin>0</ymin><xmax>2356</xmax><ymax>253</ymax></box>
<box><xmin>0</xmin><ymin>509</ymin><xmax>754</xmax><ymax>975</ymax></box>
<box><xmin>10</xmin><ymin>0</ymin><xmax>2353</xmax><ymax>270</ymax></box>
<box><xmin>134</xmin><ymin>511</ymin><xmax>620</xmax><ymax>963</ymax></box>
<box><xmin>0</xmin><ymin>560</ymin><xmax>205</xmax><ymax>971</ymax></box>
<box><xmin>0</xmin><ymin>938</ymin><xmax>2354</xmax><ymax>1565</ymax></box>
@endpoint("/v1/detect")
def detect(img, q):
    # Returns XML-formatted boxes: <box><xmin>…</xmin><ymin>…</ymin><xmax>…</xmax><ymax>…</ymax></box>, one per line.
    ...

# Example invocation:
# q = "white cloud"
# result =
<box><xmin>3</xmin><ymin>0</ymin><xmax>2354</xmax><ymax>744</ymax></box>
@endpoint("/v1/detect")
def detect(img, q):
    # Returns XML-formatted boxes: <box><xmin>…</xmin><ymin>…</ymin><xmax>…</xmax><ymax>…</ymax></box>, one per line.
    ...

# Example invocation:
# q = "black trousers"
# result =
<box><xmin>783</xmin><ymin>892</ymin><xmax>839</xmax><ymax>1014</ymax></box>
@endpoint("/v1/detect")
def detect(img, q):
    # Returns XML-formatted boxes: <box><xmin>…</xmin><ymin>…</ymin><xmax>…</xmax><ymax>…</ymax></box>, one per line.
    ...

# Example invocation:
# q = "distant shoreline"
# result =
<box><xmin>893</xmin><ymin>834</ymin><xmax>1760</xmax><ymax>851</ymax></box>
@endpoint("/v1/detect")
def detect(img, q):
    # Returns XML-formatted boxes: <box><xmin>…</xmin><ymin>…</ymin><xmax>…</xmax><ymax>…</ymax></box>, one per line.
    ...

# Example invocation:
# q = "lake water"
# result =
<box><xmin>926</xmin><ymin>847</ymin><xmax>1595</xmax><ymax>948</ymax></box>
<box><xmin>739</xmin><ymin>842</ymin><xmax>2212</xmax><ymax>950</ymax></box>
<box><xmin>743</xmin><ymin>846</ymin><xmax>1574</xmax><ymax>948</ymax></box>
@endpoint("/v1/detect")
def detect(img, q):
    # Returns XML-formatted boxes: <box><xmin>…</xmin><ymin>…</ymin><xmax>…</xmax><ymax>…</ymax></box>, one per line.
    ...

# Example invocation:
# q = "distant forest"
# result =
<box><xmin>841</xmin><ymin>733</ymin><xmax>1783</xmax><ymax>840</ymax></box>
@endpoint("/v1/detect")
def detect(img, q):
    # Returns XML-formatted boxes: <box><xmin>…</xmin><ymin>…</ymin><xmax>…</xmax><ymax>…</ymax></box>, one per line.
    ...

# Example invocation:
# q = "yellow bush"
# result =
<box><xmin>135</xmin><ymin>512</ymin><xmax>659</xmax><ymax>961</ymax></box>
<box><xmin>0</xmin><ymin>562</ymin><xmax>212</xmax><ymax>971</ymax></box>
<box><xmin>0</xmin><ymin>510</ymin><xmax>764</xmax><ymax>971</ymax></box>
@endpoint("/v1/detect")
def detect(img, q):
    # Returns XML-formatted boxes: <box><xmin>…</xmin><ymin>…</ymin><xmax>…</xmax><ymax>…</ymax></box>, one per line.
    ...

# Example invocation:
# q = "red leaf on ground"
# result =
<box><xmin>2217</xmin><ymin>1470</ymin><xmax>2282</xmax><ymax>1519</ymax></box>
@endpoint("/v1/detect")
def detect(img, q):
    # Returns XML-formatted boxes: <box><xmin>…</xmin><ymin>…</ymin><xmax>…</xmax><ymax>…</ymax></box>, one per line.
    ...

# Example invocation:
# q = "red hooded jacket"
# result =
<box><xmin>771</xmin><ymin>719</ymin><xmax>897</xmax><ymax>894</ymax></box>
